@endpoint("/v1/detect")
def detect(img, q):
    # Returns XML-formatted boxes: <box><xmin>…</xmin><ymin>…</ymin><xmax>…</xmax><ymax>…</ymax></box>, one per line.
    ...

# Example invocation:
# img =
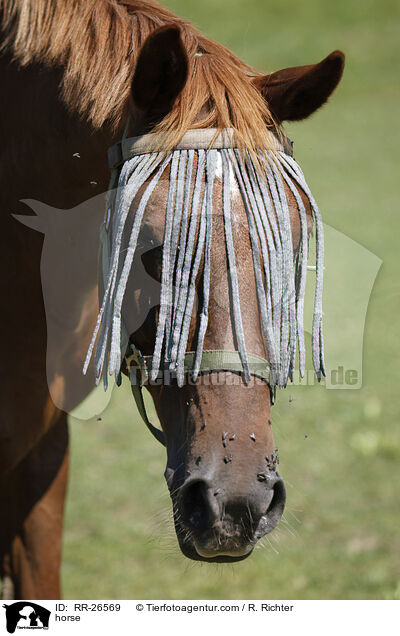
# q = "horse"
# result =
<box><xmin>0</xmin><ymin>0</ymin><xmax>344</xmax><ymax>599</ymax></box>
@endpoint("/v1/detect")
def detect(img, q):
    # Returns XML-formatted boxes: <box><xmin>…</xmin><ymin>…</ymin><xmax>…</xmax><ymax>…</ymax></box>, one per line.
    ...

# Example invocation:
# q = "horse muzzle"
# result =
<box><xmin>172</xmin><ymin>473</ymin><xmax>286</xmax><ymax>562</ymax></box>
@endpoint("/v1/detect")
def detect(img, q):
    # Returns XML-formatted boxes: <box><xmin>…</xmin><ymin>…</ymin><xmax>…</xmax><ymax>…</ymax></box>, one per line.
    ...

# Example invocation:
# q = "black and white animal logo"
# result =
<box><xmin>3</xmin><ymin>602</ymin><xmax>50</xmax><ymax>633</ymax></box>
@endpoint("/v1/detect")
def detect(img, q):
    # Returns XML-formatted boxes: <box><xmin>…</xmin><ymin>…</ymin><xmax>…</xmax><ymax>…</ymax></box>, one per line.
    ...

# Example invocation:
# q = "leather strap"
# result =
<box><xmin>130</xmin><ymin>381</ymin><xmax>166</xmax><ymax>446</ymax></box>
<box><xmin>108</xmin><ymin>127</ymin><xmax>293</xmax><ymax>170</ymax></box>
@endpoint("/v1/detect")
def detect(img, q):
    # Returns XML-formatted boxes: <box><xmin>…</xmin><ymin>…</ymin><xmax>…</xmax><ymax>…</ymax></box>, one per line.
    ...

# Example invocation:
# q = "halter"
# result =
<box><xmin>84</xmin><ymin>126</ymin><xmax>325</xmax><ymax>446</ymax></box>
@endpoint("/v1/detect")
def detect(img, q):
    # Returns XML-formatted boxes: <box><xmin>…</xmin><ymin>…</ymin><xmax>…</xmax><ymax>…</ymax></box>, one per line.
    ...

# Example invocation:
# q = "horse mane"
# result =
<box><xmin>0</xmin><ymin>0</ymin><xmax>277</xmax><ymax>152</ymax></box>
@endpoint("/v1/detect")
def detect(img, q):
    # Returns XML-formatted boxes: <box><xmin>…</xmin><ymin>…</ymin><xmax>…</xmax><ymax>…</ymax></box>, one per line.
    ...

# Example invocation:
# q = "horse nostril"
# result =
<box><xmin>265</xmin><ymin>479</ymin><xmax>286</xmax><ymax>525</ymax></box>
<box><xmin>180</xmin><ymin>479</ymin><xmax>214</xmax><ymax>532</ymax></box>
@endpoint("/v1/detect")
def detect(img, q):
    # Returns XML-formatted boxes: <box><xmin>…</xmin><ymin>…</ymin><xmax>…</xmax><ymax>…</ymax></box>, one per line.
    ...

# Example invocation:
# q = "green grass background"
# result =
<box><xmin>63</xmin><ymin>0</ymin><xmax>400</xmax><ymax>599</ymax></box>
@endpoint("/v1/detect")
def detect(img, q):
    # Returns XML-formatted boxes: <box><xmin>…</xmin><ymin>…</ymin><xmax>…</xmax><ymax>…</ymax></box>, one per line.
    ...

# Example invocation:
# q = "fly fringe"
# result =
<box><xmin>84</xmin><ymin>138</ymin><xmax>325</xmax><ymax>390</ymax></box>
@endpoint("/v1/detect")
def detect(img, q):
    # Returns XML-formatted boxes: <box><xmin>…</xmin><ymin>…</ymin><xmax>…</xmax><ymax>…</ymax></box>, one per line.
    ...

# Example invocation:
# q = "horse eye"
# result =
<box><xmin>141</xmin><ymin>244</ymin><xmax>163</xmax><ymax>282</ymax></box>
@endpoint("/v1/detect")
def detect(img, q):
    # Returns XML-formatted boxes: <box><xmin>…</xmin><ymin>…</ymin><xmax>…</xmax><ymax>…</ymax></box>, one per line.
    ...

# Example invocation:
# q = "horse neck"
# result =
<box><xmin>0</xmin><ymin>53</ymin><xmax>119</xmax><ymax>211</ymax></box>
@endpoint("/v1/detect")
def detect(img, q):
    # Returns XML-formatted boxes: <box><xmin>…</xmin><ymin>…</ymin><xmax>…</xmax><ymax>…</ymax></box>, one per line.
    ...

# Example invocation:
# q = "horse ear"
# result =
<box><xmin>253</xmin><ymin>50</ymin><xmax>345</xmax><ymax>123</ymax></box>
<box><xmin>131</xmin><ymin>25</ymin><xmax>189</xmax><ymax>118</ymax></box>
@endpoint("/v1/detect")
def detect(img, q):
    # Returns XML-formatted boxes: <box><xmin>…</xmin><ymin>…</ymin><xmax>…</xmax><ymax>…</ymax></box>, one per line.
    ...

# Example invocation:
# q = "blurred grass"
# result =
<box><xmin>63</xmin><ymin>0</ymin><xmax>400</xmax><ymax>599</ymax></box>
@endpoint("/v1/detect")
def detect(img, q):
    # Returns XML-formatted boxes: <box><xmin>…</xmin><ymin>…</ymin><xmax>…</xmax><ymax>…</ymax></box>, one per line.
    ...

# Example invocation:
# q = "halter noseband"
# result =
<box><xmin>125</xmin><ymin>346</ymin><xmax>274</xmax><ymax>447</ymax></box>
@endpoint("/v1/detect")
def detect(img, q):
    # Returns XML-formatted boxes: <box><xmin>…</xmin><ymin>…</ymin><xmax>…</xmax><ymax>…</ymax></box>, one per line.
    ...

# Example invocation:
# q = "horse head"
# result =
<box><xmin>88</xmin><ymin>26</ymin><xmax>344</xmax><ymax>562</ymax></box>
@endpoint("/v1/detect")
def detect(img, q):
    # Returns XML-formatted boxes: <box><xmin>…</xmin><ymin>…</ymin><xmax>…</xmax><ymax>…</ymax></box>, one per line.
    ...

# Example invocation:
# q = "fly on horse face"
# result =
<box><xmin>0</xmin><ymin>0</ymin><xmax>344</xmax><ymax>598</ymax></box>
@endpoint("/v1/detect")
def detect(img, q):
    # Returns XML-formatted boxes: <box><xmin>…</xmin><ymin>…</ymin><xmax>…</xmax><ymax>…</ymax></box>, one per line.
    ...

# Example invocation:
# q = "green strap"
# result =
<box><xmin>126</xmin><ymin>348</ymin><xmax>271</xmax><ymax>446</ymax></box>
<box><xmin>126</xmin><ymin>348</ymin><xmax>271</xmax><ymax>387</ymax></box>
